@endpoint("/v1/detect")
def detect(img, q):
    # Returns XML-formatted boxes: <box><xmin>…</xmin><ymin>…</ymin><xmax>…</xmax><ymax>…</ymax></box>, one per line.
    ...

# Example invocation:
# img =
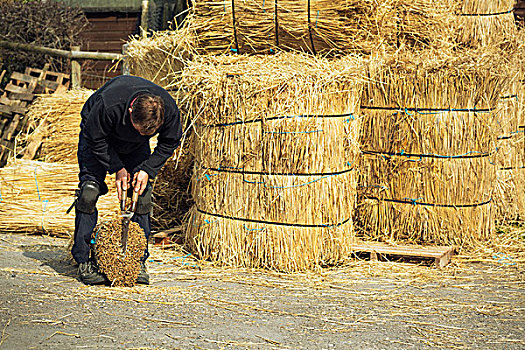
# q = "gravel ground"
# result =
<box><xmin>0</xmin><ymin>233</ymin><xmax>524</xmax><ymax>350</ymax></box>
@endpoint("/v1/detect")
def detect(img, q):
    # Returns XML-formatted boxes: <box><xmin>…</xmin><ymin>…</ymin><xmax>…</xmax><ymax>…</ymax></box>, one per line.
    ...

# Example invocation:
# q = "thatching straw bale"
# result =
<box><xmin>493</xmin><ymin>64</ymin><xmax>525</xmax><ymax>223</ymax></box>
<box><xmin>126</xmin><ymin>26</ymin><xmax>197</xmax><ymax>88</ymax></box>
<box><xmin>93</xmin><ymin>218</ymin><xmax>147</xmax><ymax>287</ymax></box>
<box><xmin>188</xmin><ymin>0</ymin><xmax>456</xmax><ymax>55</ymax></box>
<box><xmin>0</xmin><ymin>160</ymin><xmax>118</xmax><ymax>237</ymax></box>
<box><xmin>23</xmin><ymin>89</ymin><xmax>94</xmax><ymax>163</ymax></box>
<box><xmin>180</xmin><ymin>53</ymin><xmax>363</xmax><ymax>271</ymax></box>
<box><xmin>356</xmin><ymin>49</ymin><xmax>509</xmax><ymax>248</ymax></box>
<box><xmin>455</xmin><ymin>0</ymin><xmax>518</xmax><ymax>49</ymax></box>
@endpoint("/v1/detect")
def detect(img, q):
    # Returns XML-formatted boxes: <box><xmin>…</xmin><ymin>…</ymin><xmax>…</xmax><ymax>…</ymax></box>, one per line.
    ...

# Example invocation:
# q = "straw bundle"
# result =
<box><xmin>0</xmin><ymin>159</ymin><xmax>119</xmax><ymax>237</ymax></box>
<box><xmin>22</xmin><ymin>89</ymin><xmax>94</xmax><ymax>163</ymax></box>
<box><xmin>455</xmin><ymin>0</ymin><xmax>518</xmax><ymax>49</ymax></box>
<box><xmin>493</xmin><ymin>66</ymin><xmax>525</xmax><ymax>223</ymax></box>
<box><xmin>357</xmin><ymin>50</ymin><xmax>509</xmax><ymax>248</ymax></box>
<box><xmin>126</xmin><ymin>25</ymin><xmax>197</xmax><ymax>88</ymax></box>
<box><xmin>93</xmin><ymin>218</ymin><xmax>147</xmax><ymax>287</ymax></box>
<box><xmin>189</xmin><ymin>0</ymin><xmax>456</xmax><ymax>56</ymax></box>
<box><xmin>181</xmin><ymin>53</ymin><xmax>363</xmax><ymax>271</ymax></box>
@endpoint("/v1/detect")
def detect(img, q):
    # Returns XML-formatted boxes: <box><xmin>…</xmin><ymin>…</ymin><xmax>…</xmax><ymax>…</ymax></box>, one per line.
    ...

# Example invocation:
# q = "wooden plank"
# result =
<box><xmin>10</xmin><ymin>71</ymin><xmax>39</xmax><ymax>84</ymax></box>
<box><xmin>0</xmin><ymin>96</ymin><xmax>19</xmax><ymax>106</ymax></box>
<box><xmin>2</xmin><ymin>116</ymin><xmax>22</xmax><ymax>141</ymax></box>
<box><xmin>0</xmin><ymin>104</ymin><xmax>26</xmax><ymax>116</ymax></box>
<box><xmin>37</xmin><ymin>80</ymin><xmax>60</xmax><ymax>91</ymax></box>
<box><xmin>22</xmin><ymin>133</ymin><xmax>44</xmax><ymax>160</ymax></box>
<box><xmin>350</xmin><ymin>242</ymin><xmax>454</xmax><ymax>267</ymax></box>
<box><xmin>0</xmin><ymin>105</ymin><xmax>13</xmax><ymax>116</ymax></box>
<box><xmin>5</xmin><ymin>83</ymin><xmax>33</xmax><ymax>94</ymax></box>
<box><xmin>7</xmin><ymin>92</ymin><xmax>34</xmax><ymax>102</ymax></box>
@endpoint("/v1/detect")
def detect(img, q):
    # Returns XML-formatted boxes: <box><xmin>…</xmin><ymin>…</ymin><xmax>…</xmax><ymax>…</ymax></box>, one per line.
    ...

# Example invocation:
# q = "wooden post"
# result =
<box><xmin>122</xmin><ymin>43</ymin><xmax>130</xmax><ymax>76</ymax></box>
<box><xmin>141</xmin><ymin>0</ymin><xmax>149</xmax><ymax>36</ymax></box>
<box><xmin>71</xmin><ymin>46</ymin><xmax>81</xmax><ymax>88</ymax></box>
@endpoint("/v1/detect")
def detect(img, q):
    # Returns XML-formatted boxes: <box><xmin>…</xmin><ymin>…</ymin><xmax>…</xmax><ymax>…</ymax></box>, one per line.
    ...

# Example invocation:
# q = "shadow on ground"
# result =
<box><xmin>21</xmin><ymin>243</ymin><xmax>77</xmax><ymax>278</ymax></box>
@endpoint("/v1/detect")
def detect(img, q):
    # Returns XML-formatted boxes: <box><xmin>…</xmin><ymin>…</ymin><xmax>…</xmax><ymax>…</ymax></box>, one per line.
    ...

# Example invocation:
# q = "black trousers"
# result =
<box><xmin>71</xmin><ymin>130</ymin><xmax>152</xmax><ymax>264</ymax></box>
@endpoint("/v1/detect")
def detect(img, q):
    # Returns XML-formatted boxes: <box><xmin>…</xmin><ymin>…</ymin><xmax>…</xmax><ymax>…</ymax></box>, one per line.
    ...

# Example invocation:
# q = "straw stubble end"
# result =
<box><xmin>94</xmin><ymin>218</ymin><xmax>147</xmax><ymax>287</ymax></box>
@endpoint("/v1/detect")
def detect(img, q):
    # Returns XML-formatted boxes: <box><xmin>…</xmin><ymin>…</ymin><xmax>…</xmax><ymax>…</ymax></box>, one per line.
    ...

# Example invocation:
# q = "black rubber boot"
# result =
<box><xmin>136</xmin><ymin>261</ymin><xmax>150</xmax><ymax>285</ymax></box>
<box><xmin>78</xmin><ymin>260</ymin><xmax>107</xmax><ymax>285</ymax></box>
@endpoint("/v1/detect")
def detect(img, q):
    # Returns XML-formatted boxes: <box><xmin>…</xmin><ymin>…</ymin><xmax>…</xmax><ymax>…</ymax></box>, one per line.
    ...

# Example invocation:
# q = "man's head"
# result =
<box><xmin>129</xmin><ymin>94</ymin><xmax>165</xmax><ymax>136</ymax></box>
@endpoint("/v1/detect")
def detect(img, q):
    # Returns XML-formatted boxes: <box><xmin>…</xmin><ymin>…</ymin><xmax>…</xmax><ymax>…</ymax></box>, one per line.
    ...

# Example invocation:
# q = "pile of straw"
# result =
<box><xmin>93</xmin><ymin>218</ymin><xmax>147</xmax><ymax>287</ymax></box>
<box><xmin>356</xmin><ymin>49</ymin><xmax>509</xmax><ymax>248</ymax></box>
<box><xmin>188</xmin><ymin>0</ymin><xmax>456</xmax><ymax>55</ymax></box>
<box><xmin>0</xmin><ymin>159</ymin><xmax>119</xmax><ymax>237</ymax></box>
<box><xmin>22</xmin><ymin>89</ymin><xmax>94</xmax><ymax>163</ymax></box>
<box><xmin>152</xmin><ymin>142</ymin><xmax>194</xmax><ymax>230</ymax></box>
<box><xmin>181</xmin><ymin>53</ymin><xmax>363</xmax><ymax>271</ymax></box>
<box><xmin>126</xmin><ymin>26</ymin><xmax>197</xmax><ymax>88</ymax></box>
<box><xmin>455</xmin><ymin>0</ymin><xmax>518</xmax><ymax>49</ymax></box>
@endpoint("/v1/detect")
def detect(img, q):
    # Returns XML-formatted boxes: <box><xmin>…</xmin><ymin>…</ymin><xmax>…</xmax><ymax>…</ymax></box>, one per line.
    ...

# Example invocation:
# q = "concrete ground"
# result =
<box><xmin>0</xmin><ymin>232</ymin><xmax>524</xmax><ymax>350</ymax></box>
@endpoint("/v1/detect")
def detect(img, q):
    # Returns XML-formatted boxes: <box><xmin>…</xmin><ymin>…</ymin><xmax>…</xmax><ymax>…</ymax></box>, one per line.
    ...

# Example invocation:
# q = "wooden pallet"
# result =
<box><xmin>351</xmin><ymin>242</ymin><xmax>454</xmax><ymax>267</ymax></box>
<box><xmin>0</xmin><ymin>67</ymin><xmax>71</xmax><ymax>167</ymax></box>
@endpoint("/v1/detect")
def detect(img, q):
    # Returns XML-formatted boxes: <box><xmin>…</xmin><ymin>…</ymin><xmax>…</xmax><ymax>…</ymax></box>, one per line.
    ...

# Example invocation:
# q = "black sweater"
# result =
<box><xmin>80</xmin><ymin>75</ymin><xmax>182</xmax><ymax>178</ymax></box>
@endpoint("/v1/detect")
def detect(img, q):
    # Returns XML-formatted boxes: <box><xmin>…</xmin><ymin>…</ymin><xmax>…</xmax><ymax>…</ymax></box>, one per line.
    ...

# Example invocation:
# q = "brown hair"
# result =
<box><xmin>130</xmin><ymin>94</ymin><xmax>165</xmax><ymax>135</ymax></box>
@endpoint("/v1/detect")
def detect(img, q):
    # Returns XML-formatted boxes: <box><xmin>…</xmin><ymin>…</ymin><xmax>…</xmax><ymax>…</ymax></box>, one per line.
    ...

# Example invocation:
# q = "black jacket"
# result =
<box><xmin>80</xmin><ymin>75</ymin><xmax>182</xmax><ymax>178</ymax></box>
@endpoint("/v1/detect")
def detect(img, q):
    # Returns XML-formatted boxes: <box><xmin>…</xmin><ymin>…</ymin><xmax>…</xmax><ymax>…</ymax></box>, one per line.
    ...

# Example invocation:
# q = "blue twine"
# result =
<box><xmin>224</xmin><ymin>0</ymin><xmax>226</xmax><ymax>12</ymax></box>
<box><xmin>243</xmin><ymin>224</ymin><xmax>265</xmax><ymax>231</ymax></box>
<box><xmin>244</xmin><ymin>175</ymin><xmax>331</xmax><ymax>189</ymax></box>
<box><xmin>0</xmin><ymin>189</ymin><xmax>2</xmax><ymax>202</ymax></box>
<box><xmin>493</xmin><ymin>252</ymin><xmax>516</xmax><ymax>266</ymax></box>
<box><xmin>34</xmin><ymin>168</ymin><xmax>41</xmax><ymax>201</ymax></box>
<box><xmin>263</xmin><ymin>0</ymin><xmax>265</xmax><ymax>12</ymax></box>
<box><xmin>197</xmin><ymin>173</ymin><xmax>219</xmax><ymax>182</ymax></box>
<box><xmin>191</xmin><ymin>215</ymin><xmax>218</xmax><ymax>228</ymax></box>
<box><xmin>316</xmin><ymin>10</ymin><xmax>319</xmax><ymax>28</ymax></box>
<box><xmin>169</xmin><ymin>253</ymin><xmax>199</xmax><ymax>268</ymax></box>
<box><xmin>403</xmin><ymin>197</ymin><xmax>423</xmax><ymax>205</ymax></box>
<box><xmin>91</xmin><ymin>219</ymin><xmax>111</xmax><ymax>244</ymax></box>
<box><xmin>264</xmin><ymin>129</ymin><xmax>323</xmax><ymax>134</ymax></box>
<box><xmin>230</xmin><ymin>48</ymin><xmax>238</xmax><ymax>53</ymax></box>
<box><xmin>34</xmin><ymin>167</ymin><xmax>49</xmax><ymax>231</ymax></box>
<box><xmin>344</xmin><ymin>114</ymin><xmax>356</xmax><ymax>122</ymax></box>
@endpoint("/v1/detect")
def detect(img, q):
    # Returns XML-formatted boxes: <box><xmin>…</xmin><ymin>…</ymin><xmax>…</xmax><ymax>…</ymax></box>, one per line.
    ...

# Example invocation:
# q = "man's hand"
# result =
<box><xmin>115</xmin><ymin>168</ymin><xmax>130</xmax><ymax>201</ymax></box>
<box><xmin>132</xmin><ymin>170</ymin><xmax>149</xmax><ymax>196</ymax></box>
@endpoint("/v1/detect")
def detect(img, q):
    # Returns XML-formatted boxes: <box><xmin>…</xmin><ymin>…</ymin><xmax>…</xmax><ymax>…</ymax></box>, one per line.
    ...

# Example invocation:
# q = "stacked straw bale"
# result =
<box><xmin>455</xmin><ymin>0</ymin><xmax>518</xmax><ymax>49</ymax></box>
<box><xmin>126</xmin><ymin>26</ymin><xmax>197</xmax><ymax>88</ymax></box>
<box><xmin>493</xmin><ymin>57</ymin><xmax>525</xmax><ymax>223</ymax></box>
<box><xmin>181</xmin><ymin>53</ymin><xmax>363</xmax><ymax>271</ymax></box>
<box><xmin>93</xmin><ymin>218</ymin><xmax>147</xmax><ymax>287</ymax></box>
<box><xmin>356</xmin><ymin>50</ymin><xmax>509</xmax><ymax>248</ymax></box>
<box><xmin>23</xmin><ymin>89</ymin><xmax>94</xmax><ymax>163</ymax></box>
<box><xmin>188</xmin><ymin>0</ymin><xmax>456</xmax><ymax>56</ymax></box>
<box><xmin>0</xmin><ymin>159</ymin><xmax>118</xmax><ymax>237</ymax></box>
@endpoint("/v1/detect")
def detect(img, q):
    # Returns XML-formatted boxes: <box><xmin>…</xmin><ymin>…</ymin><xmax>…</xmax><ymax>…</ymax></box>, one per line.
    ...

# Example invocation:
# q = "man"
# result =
<box><xmin>71</xmin><ymin>75</ymin><xmax>182</xmax><ymax>285</ymax></box>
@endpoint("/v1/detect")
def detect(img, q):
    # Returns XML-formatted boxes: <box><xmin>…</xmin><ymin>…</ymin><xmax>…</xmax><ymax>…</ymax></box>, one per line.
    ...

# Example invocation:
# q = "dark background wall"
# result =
<box><xmin>55</xmin><ymin>0</ymin><xmax>187</xmax><ymax>89</ymax></box>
